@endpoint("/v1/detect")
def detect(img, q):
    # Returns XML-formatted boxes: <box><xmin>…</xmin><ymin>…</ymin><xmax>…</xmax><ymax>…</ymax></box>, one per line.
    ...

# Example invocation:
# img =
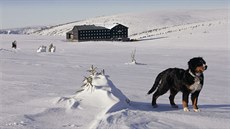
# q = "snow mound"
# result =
<box><xmin>125</xmin><ymin>61</ymin><xmax>147</xmax><ymax>65</ymax></box>
<box><xmin>55</xmin><ymin>74</ymin><xmax>130</xmax><ymax>112</ymax></box>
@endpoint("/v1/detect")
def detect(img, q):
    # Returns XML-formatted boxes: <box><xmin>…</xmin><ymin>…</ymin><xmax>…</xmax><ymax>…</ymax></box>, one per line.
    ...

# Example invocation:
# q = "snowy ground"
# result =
<box><xmin>0</xmin><ymin>16</ymin><xmax>229</xmax><ymax>129</ymax></box>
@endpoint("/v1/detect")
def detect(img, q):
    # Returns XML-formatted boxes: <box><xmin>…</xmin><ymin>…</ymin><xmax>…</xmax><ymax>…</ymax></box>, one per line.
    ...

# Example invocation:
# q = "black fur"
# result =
<box><xmin>12</xmin><ymin>41</ymin><xmax>17</xmax><ymax>49</ymax></box>
<box><xmin>147</xmin><ymin>57</ymin><xmax>207</xmax><ymax>110</ymax></box>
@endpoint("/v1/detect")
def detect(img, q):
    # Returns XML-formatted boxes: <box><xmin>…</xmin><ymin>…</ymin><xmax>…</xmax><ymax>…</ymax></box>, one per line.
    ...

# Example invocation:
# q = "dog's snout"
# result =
<box><xmin>204</xmin><ymin>65</ymin><xmax>208</xmax><ymax>70</ymax></box>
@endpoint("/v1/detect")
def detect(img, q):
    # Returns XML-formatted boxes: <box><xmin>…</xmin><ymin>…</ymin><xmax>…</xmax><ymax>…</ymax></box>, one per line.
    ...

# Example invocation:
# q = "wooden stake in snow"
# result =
<box><xmin>131</xmin><ymin>48</ymin><xmax>137</xmax><ymax>64</ymax></box>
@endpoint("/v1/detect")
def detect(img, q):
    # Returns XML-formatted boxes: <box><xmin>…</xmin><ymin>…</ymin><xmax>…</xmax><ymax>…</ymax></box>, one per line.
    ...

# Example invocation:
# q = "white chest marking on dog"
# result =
<box><xmin>189</xmin><ymin>77</ymin><xmax>202</xmax><ymax>93</ymax></box>
<box><xmin>189</xmin><ymin>70</ymin><xmax>202</xmax><ymax>93</ymax></box>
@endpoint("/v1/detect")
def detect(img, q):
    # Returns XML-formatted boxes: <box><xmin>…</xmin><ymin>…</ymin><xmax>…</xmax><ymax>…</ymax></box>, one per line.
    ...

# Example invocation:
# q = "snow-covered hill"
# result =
<box><xmin>28</xmin><ymin>9</ymin><xmax>227</xmax><ymax>40</ymax></box>
<box><xmin>0</xmin><ymin>26</ymin><xmax>48</xmax><ymax>35</ymax></box>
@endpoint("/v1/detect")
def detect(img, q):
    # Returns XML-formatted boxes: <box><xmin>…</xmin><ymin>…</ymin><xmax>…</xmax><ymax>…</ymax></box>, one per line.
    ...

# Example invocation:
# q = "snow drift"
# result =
<box><xmin>54</xmin><ymin>70</ymin><xmax>130</xmax><ymax>128</ymax></box>
<box><xmin>55</xmin><ymin>74</ymin><xmax>130</xmax><ymax>112</ymax></box>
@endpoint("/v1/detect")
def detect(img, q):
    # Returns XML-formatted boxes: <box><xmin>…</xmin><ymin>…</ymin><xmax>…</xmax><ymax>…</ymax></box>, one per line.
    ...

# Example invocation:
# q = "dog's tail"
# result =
<box><xmin>147</xmin><ymin>72</ymin><xmax>163</xmax><ymax>95</ymax></box>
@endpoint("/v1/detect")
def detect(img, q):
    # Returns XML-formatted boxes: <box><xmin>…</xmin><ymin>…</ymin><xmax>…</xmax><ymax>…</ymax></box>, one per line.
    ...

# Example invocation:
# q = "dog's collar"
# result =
<box><xmin>189</xmin><ymin>70</ymin><xmax>197</xmax><ymax>77</ymax></box>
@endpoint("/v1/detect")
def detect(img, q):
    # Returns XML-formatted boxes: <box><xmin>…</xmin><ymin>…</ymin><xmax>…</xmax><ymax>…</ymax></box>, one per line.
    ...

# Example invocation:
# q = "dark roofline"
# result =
<box><xmin>112</xmin><ymin>24</ymin><xmax>128</xmax><ymax>29</ymax></box>
<box><xmin>66</xmin><ymin>30</ymin><xmax>73</xmax><ymax>34</ymax></box>
<box><xmin>73</xmin><ymin>25</ymin><xmax>109</xmax><ymax>31</ymax></box>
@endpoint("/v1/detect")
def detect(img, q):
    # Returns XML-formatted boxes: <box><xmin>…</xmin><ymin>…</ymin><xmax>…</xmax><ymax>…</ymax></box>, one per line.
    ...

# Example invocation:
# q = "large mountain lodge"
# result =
<box><xmin>66</xmin><ymin>23</ymin><xmax>129</xmax><ymax>41</ymax></box>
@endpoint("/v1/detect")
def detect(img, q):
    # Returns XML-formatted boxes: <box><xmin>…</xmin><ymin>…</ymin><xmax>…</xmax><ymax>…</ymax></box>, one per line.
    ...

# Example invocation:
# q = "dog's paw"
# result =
<box><xmin>171</xmin><ymin>105</ymin><xmax>179</xmax><ymax>108</ymax></box>
<box><xmin>183</xmin><ymin>107</ymin><xmax>190</xmax><ymax>112</ymax></box>
<box><xmin>152</xmin><ymin>104</ymin><xmax>158</xmax><ymax>108</ymax></box>
<box><xmin>193</xmin><ymin>108</ymin><xmax>201</xmax><ymax>112</ymax></box>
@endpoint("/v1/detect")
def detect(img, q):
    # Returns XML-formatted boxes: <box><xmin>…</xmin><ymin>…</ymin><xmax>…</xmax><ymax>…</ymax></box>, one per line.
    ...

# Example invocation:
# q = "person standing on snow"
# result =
<box><xmin>12</xmin><ymin>40</ymin><xmax>17</xmax><ymax>49</ymax></box>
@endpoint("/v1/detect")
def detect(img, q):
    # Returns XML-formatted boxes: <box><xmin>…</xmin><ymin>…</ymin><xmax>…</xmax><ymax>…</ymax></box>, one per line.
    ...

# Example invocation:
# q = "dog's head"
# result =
<box><xmin>188</xmin><ymin>57</ymin><xmax>208</xmax><ymax>75</ymax></box>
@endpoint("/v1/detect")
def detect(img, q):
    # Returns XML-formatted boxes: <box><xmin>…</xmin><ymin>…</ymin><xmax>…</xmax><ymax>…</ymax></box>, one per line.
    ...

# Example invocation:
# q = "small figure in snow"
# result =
<box><xmin>48</xmin><ymin>43</ymin><xmax>53</xmax><ymax>52</ymax></box>
<box><xmin>48</xmin><ymin>43</ymin><xmax>56</xmax><ymax>52</ymax></box>
<box><xmin>37</xmin><ymin>45</ymin><xmax>47</xmax><ymax>53</ymax></box>
<box><xmin>12</xmin><ymin>40</ymin><xmax>17</xmax><ymax>49</ymax></box>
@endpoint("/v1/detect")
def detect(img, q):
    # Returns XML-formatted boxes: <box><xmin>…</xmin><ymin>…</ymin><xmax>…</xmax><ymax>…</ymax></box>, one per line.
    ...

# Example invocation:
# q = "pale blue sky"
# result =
<box><xmin>0</xmin><ymin>0</ymin><xmax>228</xmax><ymax>29</ymax></box>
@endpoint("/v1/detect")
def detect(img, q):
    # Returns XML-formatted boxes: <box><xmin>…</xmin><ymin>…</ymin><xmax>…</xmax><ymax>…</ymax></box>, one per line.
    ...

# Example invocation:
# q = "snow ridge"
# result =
<box><xmin>28</xmin><ymin>9</ymin><xmax>227</xmax><ymax>39</ymax></box>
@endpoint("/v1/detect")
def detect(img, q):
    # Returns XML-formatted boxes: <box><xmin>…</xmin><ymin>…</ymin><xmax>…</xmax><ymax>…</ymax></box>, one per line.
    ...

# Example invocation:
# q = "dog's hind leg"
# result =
<box><xmin>151</xmin><ymin>94</ymin><xmax>159</xmax><ymax>108</ymax></box>
<box><xmin>169</xmin><ymin>88</ymin><xmax>179</xmax><ymax>108</ymax></box>
<box><xmin>152</xmin><ymin>86</ymin><xmax>169</xmax><ymax>108</ymax></box>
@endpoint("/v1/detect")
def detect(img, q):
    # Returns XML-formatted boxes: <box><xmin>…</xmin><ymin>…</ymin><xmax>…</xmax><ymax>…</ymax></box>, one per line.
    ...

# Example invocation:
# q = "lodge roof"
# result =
<box><xmin>73</xmin><ymin>25</ymin><xmax>109</xmax><ymax>31</ymax></box>
<box><xmin>104</xmin><ymin>23</ymin><xmax>127</xmax><ymax>29</ymax></box>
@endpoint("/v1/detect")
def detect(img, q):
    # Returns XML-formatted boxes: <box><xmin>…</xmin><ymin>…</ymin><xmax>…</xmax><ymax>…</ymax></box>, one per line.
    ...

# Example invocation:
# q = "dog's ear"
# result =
<box><xmin>188</xmin><ymin>58</ymin><xmax>196</xmax><ymax>72</ymax></box>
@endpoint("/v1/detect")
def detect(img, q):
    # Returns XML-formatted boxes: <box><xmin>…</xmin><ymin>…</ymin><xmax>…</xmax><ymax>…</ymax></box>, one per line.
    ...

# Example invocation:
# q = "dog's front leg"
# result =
<box><xmin>182</xmin><ymin>92</ymin><xmax>190</xmax><ymax>111</ymax></box>
<box><xmin>191</xmin><ymin>91</ymin><xmax>201</xmax><ymax>112</ymax></box>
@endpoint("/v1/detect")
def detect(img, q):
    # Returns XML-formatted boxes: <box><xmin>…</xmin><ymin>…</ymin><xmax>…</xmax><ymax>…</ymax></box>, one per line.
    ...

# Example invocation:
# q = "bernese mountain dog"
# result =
<box><xmin>147</xmin><ymin>57</ymin><xmax>207</xmax><ymax>112</ymax></box>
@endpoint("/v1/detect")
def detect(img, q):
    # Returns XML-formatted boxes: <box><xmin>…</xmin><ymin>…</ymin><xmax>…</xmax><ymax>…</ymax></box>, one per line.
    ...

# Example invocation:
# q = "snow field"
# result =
<box><xmin>0</xmin><ymin>9</ymin><xmax>229</xmax><ymax>129</ymax></box>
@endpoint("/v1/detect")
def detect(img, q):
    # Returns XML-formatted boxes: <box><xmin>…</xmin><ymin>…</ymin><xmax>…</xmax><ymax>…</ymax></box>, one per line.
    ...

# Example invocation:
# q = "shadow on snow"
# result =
<box><xmin>128</xmin><ymin>102</ymin><xmax>230</xmax><ymax>112</ymax></box>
